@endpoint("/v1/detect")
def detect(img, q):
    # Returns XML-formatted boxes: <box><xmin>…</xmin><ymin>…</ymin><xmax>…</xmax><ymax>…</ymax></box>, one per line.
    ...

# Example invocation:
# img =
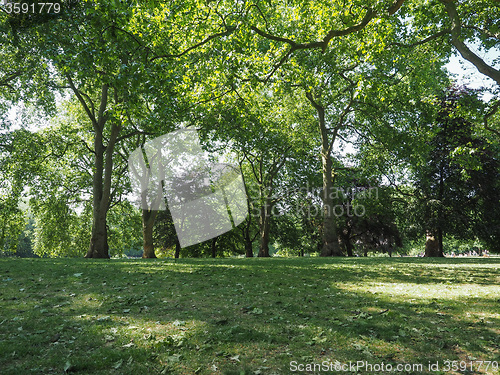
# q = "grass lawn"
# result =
<box><xmin>0</xmin><ymin>257</ymin><xmax>499</xmax><ymax>375</ymax></box>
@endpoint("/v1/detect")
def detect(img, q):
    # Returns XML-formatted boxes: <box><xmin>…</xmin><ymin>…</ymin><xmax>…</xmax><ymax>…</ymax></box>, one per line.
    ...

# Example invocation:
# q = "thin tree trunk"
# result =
<box><xmin>174</xmin><ymin>239</ymin><xmax>180</xmax><ymax>259</ymax></box>
<box><xmin>142</xmin><ymin>209</ymin><xmax>158</xmax><ymax>258</ymax></box>
<box><xmin>244</xmin><ymin>229</ymin><xmax>254</xmax><ymax>257</ymax></box>
<box><xmin>344</xmin><ymin>230</ymin><xmax>354</xmax><ymax>257</ymax></box>
<box><xmin>239</xmin><ymin>162</ymin><xmax>255</xmax><ymax>257</ymax></box>
<box><xmin>437</xmin><ymin>227</ymin><xmax>444</xmax><ymax>256</ymax></box>
<box><xmin>258</xmin><ymin>196</ymin><xmax>272</xmax><ymax>257</ymax></box>
<box><xmin>211</xmin><ymin>236</ymin><xmax>218</xmax><ymax>258</ymax></box>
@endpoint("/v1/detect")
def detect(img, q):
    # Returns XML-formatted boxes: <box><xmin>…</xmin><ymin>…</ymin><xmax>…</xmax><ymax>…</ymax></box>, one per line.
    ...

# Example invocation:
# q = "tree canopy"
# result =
<box><xmin>1</xmin><ymin>0</ymin><xmax>499</xmax><ymax>258</ymax></box>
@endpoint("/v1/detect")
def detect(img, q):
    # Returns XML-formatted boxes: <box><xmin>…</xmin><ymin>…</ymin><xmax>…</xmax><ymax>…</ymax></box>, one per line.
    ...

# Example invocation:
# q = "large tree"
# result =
<box><xmin>2</xmin><ymin>1</ymin><xmax>201</xmax><ymax>258</ymax></box>
<box><xmin>415</xmin><ymin>86</ymin><xmax>500</xmax><ymax>256</ymax></box>
<box><xmin>240</xmin><ymin>0</ymin><xmax>448</xmax><ymax>255</ymax></box>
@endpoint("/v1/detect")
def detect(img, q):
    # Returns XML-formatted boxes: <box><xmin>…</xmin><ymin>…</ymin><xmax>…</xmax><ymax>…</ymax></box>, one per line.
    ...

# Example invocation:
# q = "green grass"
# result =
<box><xmin>0</xmin><ymin>257</ymin><xmax>499</xmax><ymax>375</ymax></box>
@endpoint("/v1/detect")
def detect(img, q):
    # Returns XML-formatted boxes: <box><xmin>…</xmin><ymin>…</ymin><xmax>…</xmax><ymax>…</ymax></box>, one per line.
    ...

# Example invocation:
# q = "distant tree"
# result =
<box><xmin>15</xmin><ymin>219</ymin><xmax>36</xmax><ymax>258</ymax></box>
<box><xmin>332</xmin><ymin>170</ymin><xmax>402</xmax><ymax>257</ymax></box>
<box><xmin>416</xmin><ymin>86</ymin><xmax>500</xmax><ymax>256</ymax></box>
<box><xmin>153</xmin><ymin>209</ymin><xmax>180</xmax><ymax>259</ymax></box>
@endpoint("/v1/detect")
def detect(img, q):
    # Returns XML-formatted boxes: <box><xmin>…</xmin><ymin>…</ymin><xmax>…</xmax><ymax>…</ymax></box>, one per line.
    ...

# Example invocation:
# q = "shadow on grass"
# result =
<box><xmin>0</xmin><ymin>257</ymin><xmax>499</xmax><ymax>374</ymax></box>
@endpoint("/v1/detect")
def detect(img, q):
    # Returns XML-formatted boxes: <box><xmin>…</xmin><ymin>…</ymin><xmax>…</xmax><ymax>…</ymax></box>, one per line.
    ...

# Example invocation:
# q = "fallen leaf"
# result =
<box><xmin>64</xmin><ymin>360</ymin><xmax>75</xmax><ymax>372</ymax></box>
<box><xmin>113</xmin><ymin>359</ymin><xmax>123</xmax><ymax>369</ymax></box>
<box><xmin>250</xmin><ymin>308</ymin><xmax>263</xmax><ymax>315</ymax></box>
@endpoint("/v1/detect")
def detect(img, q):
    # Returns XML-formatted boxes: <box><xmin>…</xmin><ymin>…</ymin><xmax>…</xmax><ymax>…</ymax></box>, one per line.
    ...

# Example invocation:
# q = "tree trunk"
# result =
<box><xmin>87</xmin><ymin>208</ymin><xmax>110</xmax><ymax>259</ymax></box>
<box><xmin>321</xmin><ymin>152</ymin><xmax>342</xmax><ymax>256</ymax></box>
<box><xmin>306</xmin><ymin>92</ymin><xmax>343</xmax><ymax>257</ymax></box>
<box><xmin>244</xmin><ymin>230</ymin><xmax>254</xmax><ymax>257</ymax></box>
<box><xmin>425</xmin><ymin>230</ymin><xmax>444</xmax><ymax>257</ymax></box>
<box><xmin>142</xmin><ymin>209</ymin><xmax>158</xmax><ymax>258</ymax></box>
<box><xmin>81</xmin><ymin>84</ymin><xmax>117</xmax><ymax>259</ymax></box>
<box><xmin>258</xmin><ymin>196</ymin><xmax>272</xmax><ymax>257</ymax></box>
<box><xmin>85</xmin><ymin>123</ymin><xmax>112</xmax><ymax>258</ymax></box>
<box><xmin>342</xmin><ymin>221</ymin><xmax>354</xmax><ymax>257</ymax></box>
<box><xmin>437</xmin><ymin>227</ymin><xmax>444</xmax><ymax>255</ymax></box>
<box><xmin>211</xmin><ymin>236</ymin><xmax>218</xmax><ymax>258</ymax></box>
<box><xmin>239</xmin><ymin>165</ymin><xmax>255</xmax><ymax>258</ymax></box>
<box><xmin>174</xmin><ymin>239</ymin><xmax>180</xmax><ymax>259</ymax></box>
<box><xmin>345</xmin><ymin>236</ymin><xmax>354</xmax><ymax>257</ymax></box>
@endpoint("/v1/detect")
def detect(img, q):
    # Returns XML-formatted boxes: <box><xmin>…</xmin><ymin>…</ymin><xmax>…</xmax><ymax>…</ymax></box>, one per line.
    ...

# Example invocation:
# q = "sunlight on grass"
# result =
<box><xmin>341</xmin><ymin>282</ymin><xmax>500</xmax><ymax>300</ymax></box>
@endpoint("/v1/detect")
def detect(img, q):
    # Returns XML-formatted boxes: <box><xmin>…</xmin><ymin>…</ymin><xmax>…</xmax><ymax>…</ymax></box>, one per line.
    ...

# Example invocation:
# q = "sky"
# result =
<box><xmin>445</xmin><ymin>48</ymin><xmax>498</xmax><ymax>101</ymax></box>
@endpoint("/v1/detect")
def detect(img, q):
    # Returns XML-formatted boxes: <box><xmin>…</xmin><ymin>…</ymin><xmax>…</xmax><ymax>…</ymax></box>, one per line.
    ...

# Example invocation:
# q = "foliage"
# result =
<box><xmin>1</xmin><ymin>0</ymin><xmax>500</xmax><ymax>256</ymax></box>
<box><xmin>414</xmin><ymin>86</ymin><xmax>500</xmax><ymax>252</ymax></box>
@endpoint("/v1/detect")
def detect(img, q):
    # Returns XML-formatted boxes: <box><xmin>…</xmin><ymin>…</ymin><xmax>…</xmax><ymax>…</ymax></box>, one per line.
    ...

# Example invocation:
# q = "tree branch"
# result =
<box><xmin>150</xmin><ymin>26</ymin><xmax>236</xmax><ymax>62</ymax></box>
<box><xmin>116</xmin><ymin>130</ymin><xmax>154</xmax><ymax>144</ymax></box>
<box><xmin>389</xmin><ymin>29</ymin><xmax>450</xmax><ymax>48</ymax></box>
<box><xmin>103</xmin><ymin>122</ymin><xmax>121</xmax><ymax>211</ymax></box>
<box><xmin>321</xmin><ymin>8</ymin><xmax>376</xmax><ymax>52</ymax></box>
<box><xmin>462</xmin><ymin>25</ymin><xmax>500</xmax><ymax>41</ymax></box>
<box><xmin>96</xmin><ymin>84</ymin><xmax>109</xmax><ymax>132</ymax></box>
<box><xmin>441</xmin><ymin>0</ymin><xmax>500</xmax><ymax>86</ymax></box>
<box><xmin>388</xmin><ymin>0</ymin><xmax>406</xmax><ymax>15</ymax></box>
<box><xmin>0</xmin><ymin>69</ymin><xmax>23</xmax><ymax>87</ymax></box>
<box><xmin>251</xmin><ymin>0</ymin><xmax>406</xmax><ymax>54</ymax></box>
<box><xmin>66</xmin><ymin>74</ymin><xmax>98</xmax><ymax>128</ymax></box>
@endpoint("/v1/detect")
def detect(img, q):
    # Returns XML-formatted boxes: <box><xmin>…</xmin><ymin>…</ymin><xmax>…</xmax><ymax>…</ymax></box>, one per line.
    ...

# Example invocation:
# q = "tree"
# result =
<box><xmin>0</xmin><ymin>129</ymin><xmax>40</xmax><ymax>256</ymax></box>
<box><xmin>246</xmin><ymin>13</ymin><xmax>447</xmax><ymax>256</ymax></box>
<box><xmin>3</xmin><ymin>0</ymin><xmax>498</xmax><ymax>259</ymax></box>
<box><xmin>416</xmin><ymin>86</ymin><xmax>500</xmax><ymax>256</ymax></box>
<box><xmin>2</xmin><ymin>1</ymin><xmax>206</xmax><ymax>257</ymax></box>
<box><xmin>332</xmin><ymin>170</ymin><xmax>402</xmax><ymax>257</ymax></box>
<box><xmin>197</xmin><ymin>86</ymin><xmax>317</xmax><ymax>257</ymax></box>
